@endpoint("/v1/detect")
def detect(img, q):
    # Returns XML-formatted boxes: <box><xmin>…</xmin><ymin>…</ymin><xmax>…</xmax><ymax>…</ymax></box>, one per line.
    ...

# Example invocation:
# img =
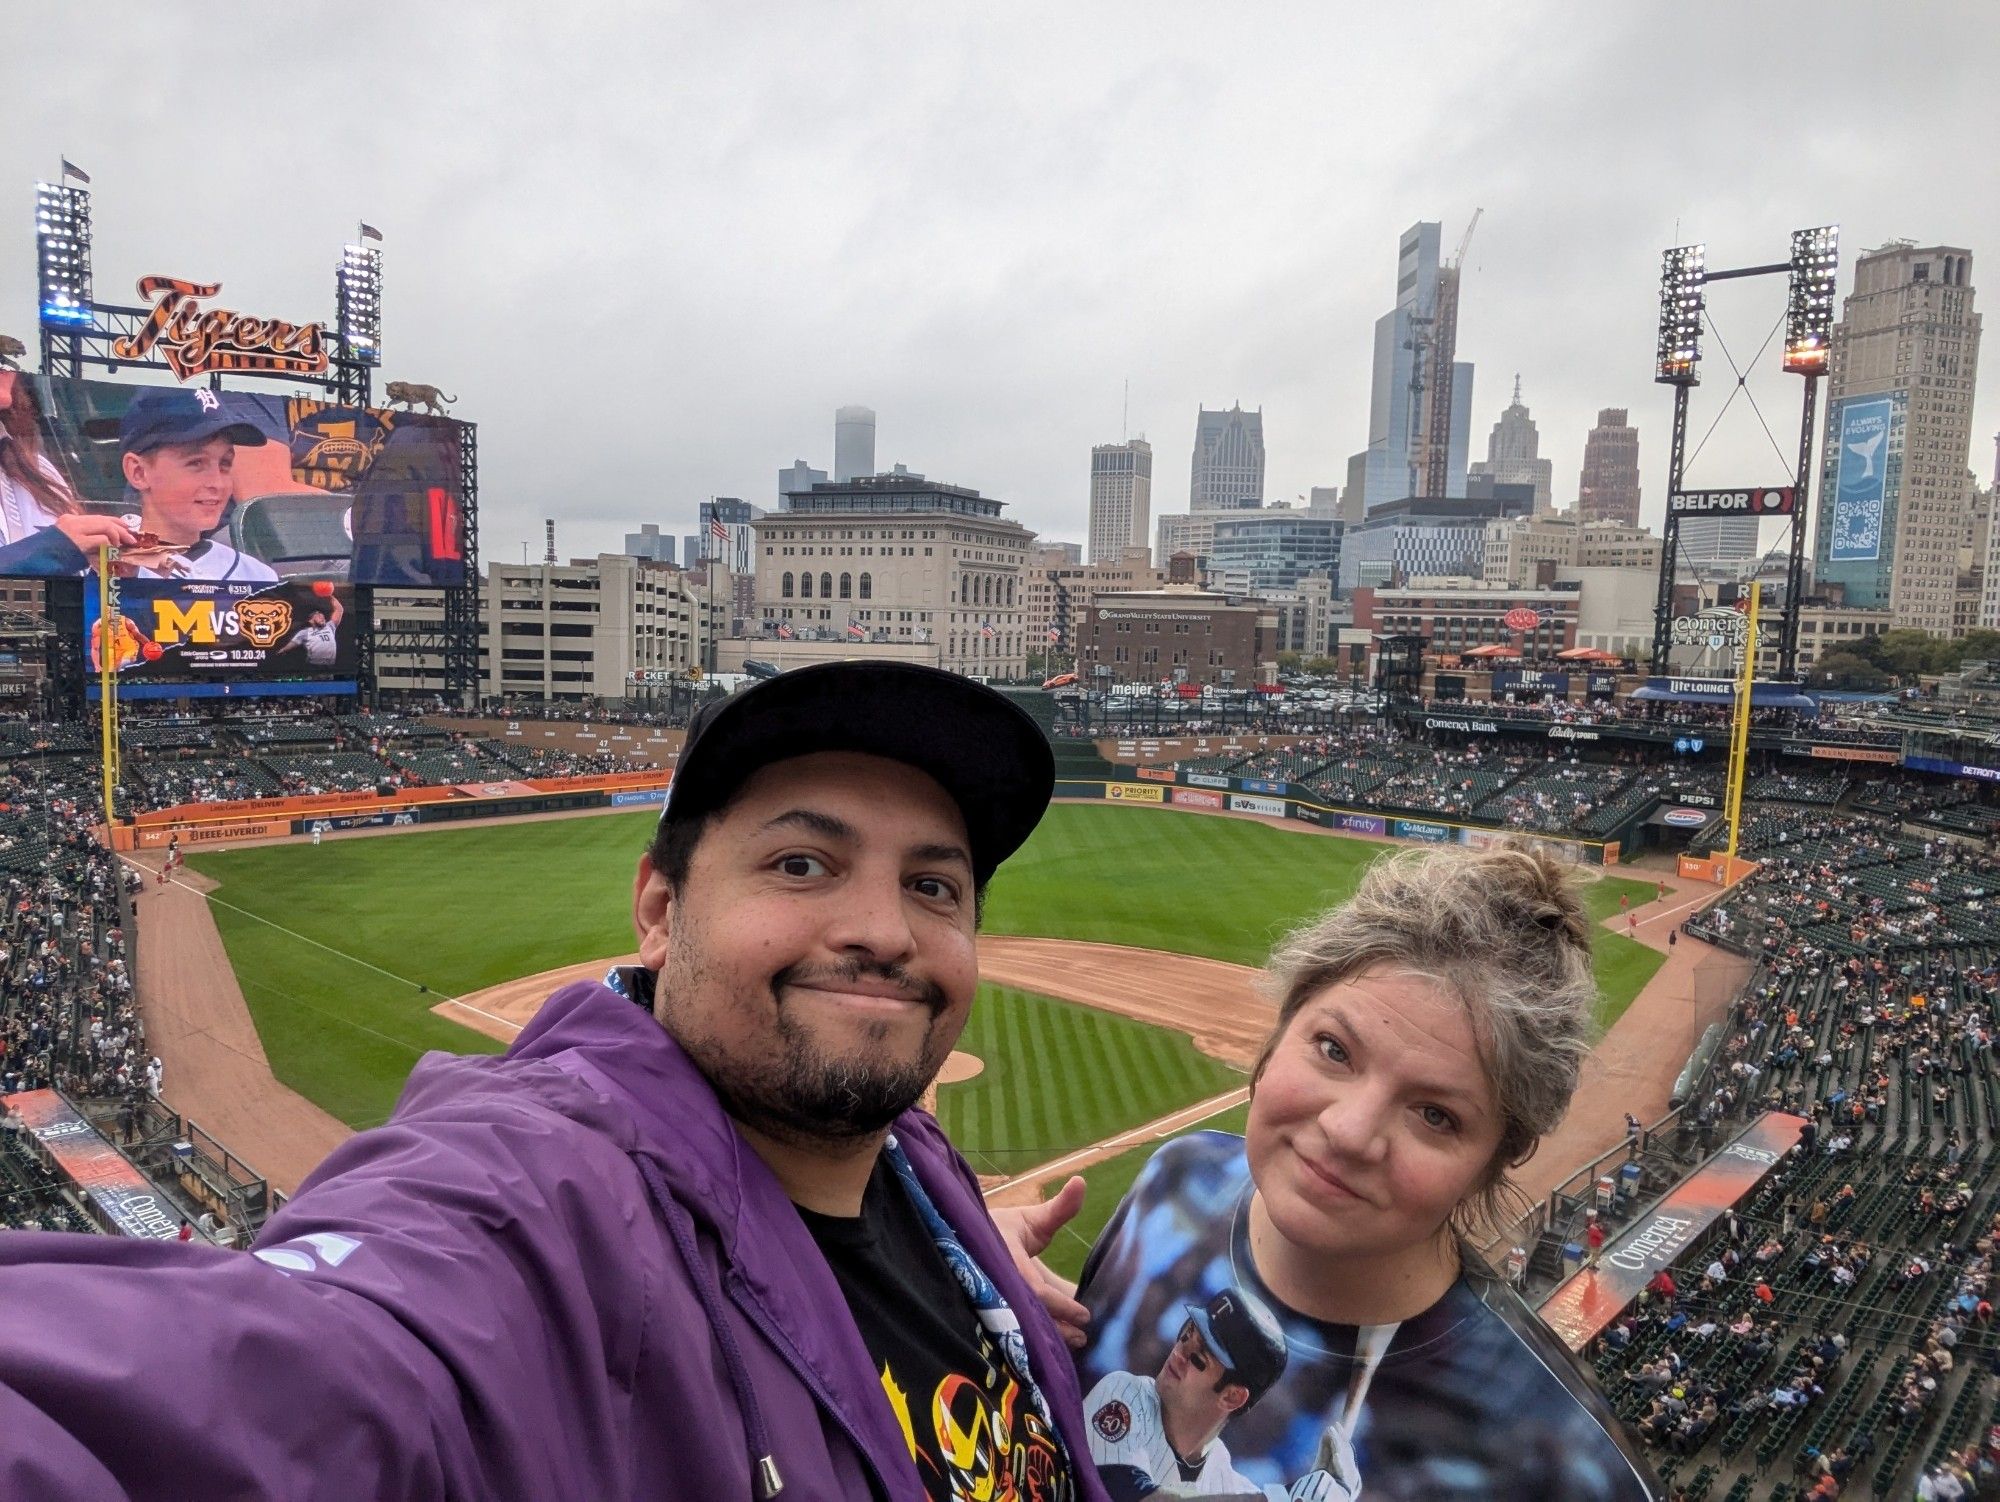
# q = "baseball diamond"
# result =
<box><xmin>179</xmin><ymin>802</ymin><xmax>1666</xmax><ymax>1218</ymax></box>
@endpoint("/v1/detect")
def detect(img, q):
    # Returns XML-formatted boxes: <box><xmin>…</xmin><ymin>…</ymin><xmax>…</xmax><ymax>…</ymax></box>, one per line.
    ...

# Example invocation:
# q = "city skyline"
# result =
<box><xmin>3</xmin><ymin>2</ymin><xmax>1997</xmax><ymax>564</ymax></box>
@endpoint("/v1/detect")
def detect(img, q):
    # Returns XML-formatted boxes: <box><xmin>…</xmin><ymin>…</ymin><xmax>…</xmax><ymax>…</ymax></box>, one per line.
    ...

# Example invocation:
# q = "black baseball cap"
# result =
<box><xmin>1185</xmin><ymin>1288</ymin><xmax>1289</xmax><ymax>1405</ymax></box>
<box><xmin>661</xmin><ymin>662</ymin><xmax>1054</xmax><ymax>886</ymax></box>
<box><xmin>118</xmin><ymin>388</ymin><xmax>269</xmax><ymax>456</ymax></box>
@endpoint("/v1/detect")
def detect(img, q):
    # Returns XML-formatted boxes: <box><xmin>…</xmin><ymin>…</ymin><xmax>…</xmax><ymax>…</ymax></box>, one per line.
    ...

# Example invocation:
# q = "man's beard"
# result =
<box><xmin>660</xmin><ymin>951</ymin><xmax>955</xmax><ymax>1146</ymax></box>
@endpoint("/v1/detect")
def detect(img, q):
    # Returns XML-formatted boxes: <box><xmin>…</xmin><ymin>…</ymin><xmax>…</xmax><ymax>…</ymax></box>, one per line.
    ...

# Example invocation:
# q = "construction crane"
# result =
<box><xmin>1408</xmin><ymin>209</ymin><xmax>1483</xmax><ymax>499</ymax></box>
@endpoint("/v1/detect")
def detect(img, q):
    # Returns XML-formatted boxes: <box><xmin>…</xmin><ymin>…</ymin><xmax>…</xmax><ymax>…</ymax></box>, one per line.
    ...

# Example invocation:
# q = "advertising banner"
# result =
<box><xmin>1185</xmin><ymin>774</ymin><xmax>1231</xmax><ymax>790</ymax></box>
<box><xmin>611</xmin><ymin>787</ymin><xmax>670</xmax><ymax>808</ymax></box>
<box><xmin>1134</xmin><ymin>767</ymin><xmax>1176</xmax><ymax>783</ymax></box>
<box><xmin>132</xmin><ymin>816</ymin><xmax>293</xmax><ymax>847</ymax></box>
<box><xmin>1422</xmin><ymin>715</ymin><xmax>1499</xmax><ymax>734</ymax></box>
<box><xmin>87</xmin><ymin>576</ymin><xmax>357</xmax><ymax>686</ymax></box>
<box><xmin>1229</xmin><ymin>794</ymin><xmax>1286</xmax><ymax>817</ymax></box>
<box><xmin>1333</xmin><ymin>812</ymin><xmax>1388</xmax><ymax>836</ymax></box>
<box><xmin>1538</xmin><ymin>1113</ymin><xmax>1807</xmax><ymax>1349</ymax></box>
<box><xmin>1808</xmin><ymin>744</ymin><xmax>1899</xmax><ymax>764</ymax></box>
<box><xmin>1828</xmin><ymin>394</ymin><xmax>1896</xmax><ymax>563</ymax></box>
<box><xmin>302</xmin><ymin>810</ymin><xmax>419</xmax><ymax>833</ymax></box>
<box><xmin>1666</xmin><ymin>487</ymin><xmax>1796</xmax><ymax>517</ymax></box>
<box><xmin>1392</xmin><ymin>818</ymin><xmax>1453</xmax><ymax>843</ymax></box>
<box><xmin>0</xmin><ymin>375</ymin><xmax>466</xmax><ymax>585</ymax></box>
<box><xmin>1170</xmin><ymin>787</ymin><xmax>1224</xmax><ymax>811</ymax></box>
<box><xmin>1105</xmin><ymin>782</ymin><xmax>1167</xmax><ymax>803</ymax></box>
<box><xmin>1586</xmin><ymin>672</ymin><xmax>1620</xmax><ymax>697</ymax></box>
<box><xmin>1904</xmin><ymin>755</ymin><xmax>2000</xmax><ymax>784</ymax></box>
<box><xmin>1238</xmin><ymin>778</ymin><xmax>1289</xmax><ymax>795</ymax></box>
<box><xmin>1492</xmin><ymin>669</ymin><xmax>1570</xmax><ymax>697</ymax></box>
<box><xmin>1660</xmin><ymin>807</ymin><xmax>1711</xmax><ymax>828</ymax></box>
<box><xmin>1547</xmin><ymin>725</ymin><xmax>1602</xmax><ymax>742</ymax></box>
<box><xmin>3</xmin><ymin>1089</ymin><xmax>181</xmax><ymax>1239</ymax></box>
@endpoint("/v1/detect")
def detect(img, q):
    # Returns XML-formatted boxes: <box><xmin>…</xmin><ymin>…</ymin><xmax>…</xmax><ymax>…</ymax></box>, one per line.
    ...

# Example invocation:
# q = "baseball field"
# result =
<box><xmin>186</xmin><ymin>803</ymin><xmax>1663</xmax><ymax>1275</ymax></box>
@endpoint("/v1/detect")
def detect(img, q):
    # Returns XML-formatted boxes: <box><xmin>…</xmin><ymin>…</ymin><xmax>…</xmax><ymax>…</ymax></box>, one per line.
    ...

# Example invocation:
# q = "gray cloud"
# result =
<box><xmin>3</xmin><ymin>0</ymin><xmax>1995</xmax><ymax>560</ymax></box>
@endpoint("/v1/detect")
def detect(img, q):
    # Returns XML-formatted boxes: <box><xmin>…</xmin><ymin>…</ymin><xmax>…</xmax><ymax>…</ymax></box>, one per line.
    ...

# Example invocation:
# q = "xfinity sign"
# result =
<box><xmin>1668</xmin><ymin>487</ymin><xmax>1796</xmax><ymax>517</ymax></box>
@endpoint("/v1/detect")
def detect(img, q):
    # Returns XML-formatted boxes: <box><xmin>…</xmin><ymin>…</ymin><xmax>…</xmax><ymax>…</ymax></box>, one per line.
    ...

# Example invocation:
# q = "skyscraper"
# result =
<box><xmin>1190</xmin><ymin>405</ymin><xmax>1266</xmax><ymax>510</ymax></box>
<box><xmin>622</xmin><ymin>524</ymin><xmax>676</xmax><ymax>564</ymax></box>
<box><xmin>834</xmin><ymin>405</ymin><xmax>876</xmax><ymax>483</ymax></box>
<box><xmin>1088</xmin><ymin>438</ymin><xmax>1153</xmax><ymax>565</ymax></box>
<box><xmin>1813</xmin><ymin>242</ymin><xmax>1981</xmax><ymax>634</ymax></box>
<box><xmin>1468</xmin><ymin>376</ymin><xmax>1553</xmax><ymax>511</ymax></box>
<box><xmin>699</xmin><ymin>496</ymin><xmax>759</xmax><ymax>575</ymax></box>
<box><xmin>1577</xmin><ymin>409</ymin><xmax>1642</xmax><ymax>525</ymax></box>
<box><xmin>778</xmin><ymin>459</ymin><xmax>827</xmax><ymax>504</ymax></box>
<box><xmin>1347</xmin><ymin>222</ymin><xmax>1476</xmax><ymax>512</ymax></box>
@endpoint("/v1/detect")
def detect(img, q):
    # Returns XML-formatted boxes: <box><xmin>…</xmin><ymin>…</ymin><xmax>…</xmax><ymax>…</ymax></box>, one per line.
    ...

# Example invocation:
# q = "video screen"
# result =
<box><xmin>0</xmin><ymin>373</ymin><xmax>466</xmax><ymax>585</ymax></box>
<box><xmin>85</xmin><ymin>577</ymin><xmax>358</xmax><ymax>693</ymax></box>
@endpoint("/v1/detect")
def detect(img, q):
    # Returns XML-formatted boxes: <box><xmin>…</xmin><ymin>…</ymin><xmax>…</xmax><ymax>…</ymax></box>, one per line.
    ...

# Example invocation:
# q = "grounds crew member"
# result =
<box><xmin>0</xmin><ymin>662</ymin><xmax>1104</xmax><ymax>1502</ymax></box>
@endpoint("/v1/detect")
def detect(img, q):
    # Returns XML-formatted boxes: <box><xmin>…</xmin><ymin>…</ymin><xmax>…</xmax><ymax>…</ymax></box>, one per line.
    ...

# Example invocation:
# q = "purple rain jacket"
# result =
<box><xmin>0</xmin><ymin>981</ymin><xmax>1109</xmax><ymax>1501</ymax></box>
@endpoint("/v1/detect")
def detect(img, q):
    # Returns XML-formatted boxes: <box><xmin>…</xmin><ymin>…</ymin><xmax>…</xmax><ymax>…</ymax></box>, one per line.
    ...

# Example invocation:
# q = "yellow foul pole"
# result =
<box><xmin>96</xmin><ymin>544</ymin><xmax>120</xmax><ymax>824</ymax></box>
<box><xmin>1722</xmin><ymin>582</ymin><xmax>1760</xmax><ymax>866</ymax></box>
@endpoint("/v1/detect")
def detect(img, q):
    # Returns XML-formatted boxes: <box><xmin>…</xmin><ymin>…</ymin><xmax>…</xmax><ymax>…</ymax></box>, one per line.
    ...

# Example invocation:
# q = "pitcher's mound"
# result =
<box><xmin>935</xmin><ymin>1050</ymin><xmax>984</xmax><ymax>1085</ymax></box>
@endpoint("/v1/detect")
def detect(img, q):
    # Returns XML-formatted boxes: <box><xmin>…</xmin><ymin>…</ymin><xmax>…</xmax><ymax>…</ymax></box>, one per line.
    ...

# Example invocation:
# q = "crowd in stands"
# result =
<box><xmin>1567</xmin><ymin>785</ymin><xmax>2000</xmax><ymax>1499</ymax></box>
<box><xmin>0</xmin><ymin>710</ymin><xmax>670</xmax><ymax>819</ymax></box>
<box><xmin>0</xmin><ymin>781</ymin><xmax>149</xmax><ymax>1234</ymax></box>
<box><xmin>1143</xmin><ymin>712</ymin><xmax>2000</xmax><ymax>849</ymax></box>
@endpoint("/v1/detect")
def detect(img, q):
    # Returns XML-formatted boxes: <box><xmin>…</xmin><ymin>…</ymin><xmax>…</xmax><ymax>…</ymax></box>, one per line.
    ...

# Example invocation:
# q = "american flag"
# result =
<box><xmin>1046</xmin><ymin>627</ymin><xmax>1062</xmax><ymax>643</ymax></box>
<box><xmin>708</xmin><ymin>516</ymin><xmax>729</xmax><ymax>542</ymax></box>
<box><xmin>776</xmin><ymin>623</ymin><xmax>794</xmax><ymax>640</ymax></box>
<box><xmin>980</xmin><ymin>620</ymin><xmax>996</xmax><ymax>639</ymax></box>
<box><xmin>847</xmin><ymin>621</ymin><xmax>866</xmax><ymax>639</ymax></box>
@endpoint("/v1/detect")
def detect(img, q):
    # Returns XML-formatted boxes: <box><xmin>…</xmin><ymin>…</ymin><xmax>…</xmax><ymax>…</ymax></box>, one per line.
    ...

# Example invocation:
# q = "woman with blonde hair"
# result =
<box><xmin>1008</xmin><ymin>841</ymin><xmax>1656</xmax><ymax>1501</ymax></box>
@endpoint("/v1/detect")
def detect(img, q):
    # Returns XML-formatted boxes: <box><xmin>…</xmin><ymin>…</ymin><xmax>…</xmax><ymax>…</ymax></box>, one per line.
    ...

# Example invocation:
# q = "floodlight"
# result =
<box><xmin>34</xmin><ymin>182</ymin><xmax>94</xmax><ymax>328</ymax></box>
<box><xmin>1655</xmin><ymin>244</ymin><xmax>1706</xmax><ymax>384</ymax></box>
<box><xmin>337</xmin><ymin>243</ymin><xmax>383</xmax><ymax>364</ymax></box>
<box><xmin>1783</xmin><ymin>225</ymin><xmax>1839</xmax><ymax>376</ymax></box>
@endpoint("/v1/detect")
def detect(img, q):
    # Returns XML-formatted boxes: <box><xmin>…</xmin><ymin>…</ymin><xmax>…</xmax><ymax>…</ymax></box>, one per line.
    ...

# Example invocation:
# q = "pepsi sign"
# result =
<box><xmin>1663</xmin><ymin>808</ymin><xmax>1710</xmax><ymax>828</ymax></box>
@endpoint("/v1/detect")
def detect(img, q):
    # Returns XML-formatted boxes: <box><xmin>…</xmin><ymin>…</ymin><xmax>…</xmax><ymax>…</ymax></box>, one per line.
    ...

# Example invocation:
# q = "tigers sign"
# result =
<box><xmin>111</xmin><ymin>275</ymin><xmax>330</xmax><ymax>380</ymax></box>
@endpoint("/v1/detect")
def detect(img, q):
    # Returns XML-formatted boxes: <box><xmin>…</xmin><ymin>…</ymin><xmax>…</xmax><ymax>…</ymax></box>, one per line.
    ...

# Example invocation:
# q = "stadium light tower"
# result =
<box><xmin>334</xmin><ymin>233</ymin><xmax>383</xmax><ymax>405</ymax></box>
<box><xmin>1777</xmin><ymin>224</ymin><xmax>1839</xmax><ymax>676</ymax></box>
<box><xmin>1654</xmin><ymin>244</ymin><xmax>1707</xmax><ymax>387</ymax></box>
<box><xmin>1782</xmin><ymin>226</ymin><xmax>1839</xmax><ymax>376</ymax></box>
<box><xmin>35</xmin><ymin>178</ymin><xmax>94</xmax><ymax>377</ymax></box>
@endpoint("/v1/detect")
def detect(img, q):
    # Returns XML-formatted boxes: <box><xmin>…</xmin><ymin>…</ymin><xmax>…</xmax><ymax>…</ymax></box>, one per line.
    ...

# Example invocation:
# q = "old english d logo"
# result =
<box><xmin>236</xmin><ymin>598</ymin><xmax>293</xmax><ymax>648</ymax></box>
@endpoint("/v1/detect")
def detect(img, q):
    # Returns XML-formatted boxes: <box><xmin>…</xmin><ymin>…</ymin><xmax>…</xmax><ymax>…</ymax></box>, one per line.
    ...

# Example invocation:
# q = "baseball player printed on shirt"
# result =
<box><xmin>1083</xmin><ymin>1288</ymin><xmax>1363</xmax><ymax>1502</ymax></box>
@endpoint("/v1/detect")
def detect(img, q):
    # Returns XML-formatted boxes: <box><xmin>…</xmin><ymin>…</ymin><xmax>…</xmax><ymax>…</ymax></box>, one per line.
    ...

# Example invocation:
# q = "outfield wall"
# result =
<box><xmin>1056</xmin><ymin>771</ymin><xmax>1615</xmax><ymax>865</ymax></box>
<box><xmin>111</xmin><ymin>773</ymin><xmax>671</xmax><ymax>851</ymax></box>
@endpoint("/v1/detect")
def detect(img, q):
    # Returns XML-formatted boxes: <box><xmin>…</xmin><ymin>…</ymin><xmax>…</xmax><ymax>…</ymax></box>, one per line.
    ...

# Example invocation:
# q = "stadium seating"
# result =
<box><xmin>1584</xmin><ymin>795</ymin><xmax>2000</xmax><ymax>1498</ymax></box>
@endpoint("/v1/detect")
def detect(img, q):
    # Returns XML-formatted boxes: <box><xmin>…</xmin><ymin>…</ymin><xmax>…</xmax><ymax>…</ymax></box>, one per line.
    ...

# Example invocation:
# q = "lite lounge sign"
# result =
<box><xmin>111</xmin><ymin>275</ymin><xmax>329</xmax><ymax>380</ymax></box>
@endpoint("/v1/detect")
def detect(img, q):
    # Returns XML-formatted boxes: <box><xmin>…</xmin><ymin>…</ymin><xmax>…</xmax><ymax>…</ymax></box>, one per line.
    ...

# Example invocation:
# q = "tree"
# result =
<box><xmin>1810</xmin><ymin>650</ymin><xmax>1890</xmax><ymax>690</ymax></box>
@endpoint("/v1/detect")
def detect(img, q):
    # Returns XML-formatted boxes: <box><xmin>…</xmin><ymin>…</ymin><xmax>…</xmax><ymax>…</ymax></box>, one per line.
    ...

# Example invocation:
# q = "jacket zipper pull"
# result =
<box><xmin>755</xmin><ymin>1455</ymin><xmax>784</xmax><ymax>1497</ymax></box>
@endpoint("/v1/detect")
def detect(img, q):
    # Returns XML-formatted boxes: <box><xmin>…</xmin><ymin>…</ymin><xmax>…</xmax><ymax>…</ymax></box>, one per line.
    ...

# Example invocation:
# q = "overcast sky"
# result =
<box><xmin>5</xmin><ymin>1</ymin><xmax>1997</xmax><ymax>563</ymax></box>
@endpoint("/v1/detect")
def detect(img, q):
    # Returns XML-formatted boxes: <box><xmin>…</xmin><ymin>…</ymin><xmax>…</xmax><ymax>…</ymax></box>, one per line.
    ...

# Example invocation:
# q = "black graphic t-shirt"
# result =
<box><xmin>800</xmin><ymin>1155</ymin><xmax>1076</xmax><ymax>1502</ymax></box>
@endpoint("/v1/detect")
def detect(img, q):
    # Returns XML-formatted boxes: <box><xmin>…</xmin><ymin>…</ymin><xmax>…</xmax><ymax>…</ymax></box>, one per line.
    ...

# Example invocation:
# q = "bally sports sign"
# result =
<box><xmin>1667</xmin><ymin>486</ymin><xmax>1796</xmax><ymax>517</ymax></box>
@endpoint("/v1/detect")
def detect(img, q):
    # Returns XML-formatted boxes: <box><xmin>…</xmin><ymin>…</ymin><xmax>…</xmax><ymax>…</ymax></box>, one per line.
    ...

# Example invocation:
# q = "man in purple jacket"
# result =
<box><xmin>0</xmin><ymin>662</ymin><xmax>1107</xmax><ymax>1502</ymax></box>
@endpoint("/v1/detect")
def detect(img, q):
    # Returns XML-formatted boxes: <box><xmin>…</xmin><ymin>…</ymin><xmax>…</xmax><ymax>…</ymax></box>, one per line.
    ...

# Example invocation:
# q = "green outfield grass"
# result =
<box><xmin>190</xmin><ymin>802</ymin><xmax>1663</xmax><ymax>1138</ymax></box>
<box><xmin>935</xmin><ymin>986</ymin><xmax>1243</xmax><ymax>1178</ymax></box>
